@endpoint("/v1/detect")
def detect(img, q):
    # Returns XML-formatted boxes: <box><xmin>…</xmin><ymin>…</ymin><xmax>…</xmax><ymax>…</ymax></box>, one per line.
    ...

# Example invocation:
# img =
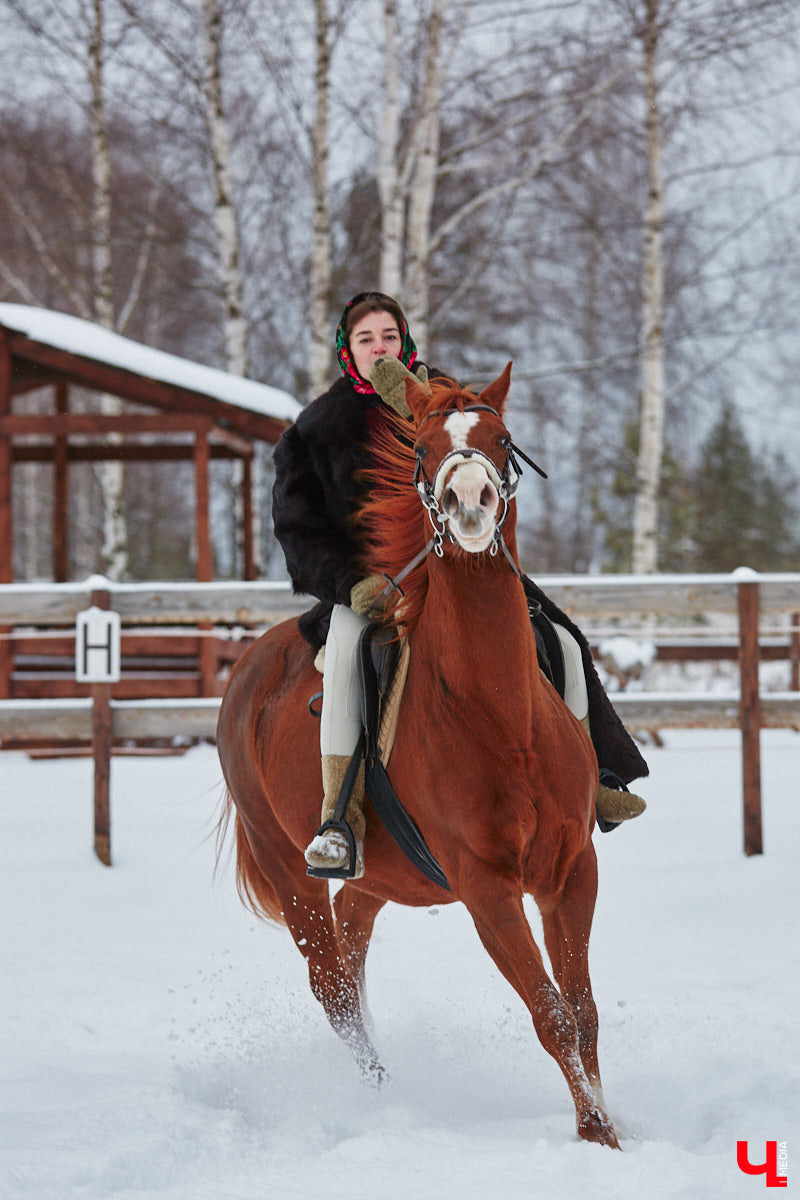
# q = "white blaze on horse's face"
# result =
<box><xmin>443</xmin><ymin>410</ymin><xmax>481</xmax><ymax>450</ymax></box>
<box><xmin>434</xmin><ymin>411</ymin><xmax>503</xmax><ymax>553</ymax></box>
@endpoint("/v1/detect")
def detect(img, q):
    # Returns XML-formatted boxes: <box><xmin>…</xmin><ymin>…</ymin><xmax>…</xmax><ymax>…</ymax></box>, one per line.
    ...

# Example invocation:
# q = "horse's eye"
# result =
<box><xmin>416</xmin><ymin>445</ymin><xmax>428</xmax><ymax>458</ymax></box>
<box><xmin>498</xmin><ymin>435</ymin><xmax>511</xmax><ymax>449</ymax></box>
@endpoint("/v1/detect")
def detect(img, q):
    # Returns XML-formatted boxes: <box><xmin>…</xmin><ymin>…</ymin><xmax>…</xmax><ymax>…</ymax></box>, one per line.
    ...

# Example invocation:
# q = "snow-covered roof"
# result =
<box><xmin>0</xmin><ymin>303</ymin><xmax>301</xmax><ymax>424</ymax></box>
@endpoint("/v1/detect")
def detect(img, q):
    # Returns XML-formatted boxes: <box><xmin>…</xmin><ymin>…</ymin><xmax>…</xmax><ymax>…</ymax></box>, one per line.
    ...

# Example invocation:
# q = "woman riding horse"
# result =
<box><xmin>218</xmin><ymin>354</ymin><xmax>625</xmax><ymax>1146</ymax></box>
<box><xmin>272</xmin><ymin>292</ymin><xmax>647</xmax><ymax>879</ymax></box>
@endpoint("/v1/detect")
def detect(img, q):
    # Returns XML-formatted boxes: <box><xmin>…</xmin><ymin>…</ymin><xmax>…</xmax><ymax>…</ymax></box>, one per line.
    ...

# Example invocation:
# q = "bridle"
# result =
<box><xmin>374</xmin><ymin>403</ymin><xmax>546</xmax><ymax>603</ymax></box>
<box><xmin>414</xmin><ymin>404</ymin><xmax>546</xmax><ymax>569</ymax></box>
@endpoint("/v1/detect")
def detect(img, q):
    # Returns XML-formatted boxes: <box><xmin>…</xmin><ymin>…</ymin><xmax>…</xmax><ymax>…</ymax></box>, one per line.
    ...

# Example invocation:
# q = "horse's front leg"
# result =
<box><xmin>539</xmin><ymin>842</ymin><xmax>604</xmax><ymax>1100</ymax></box>
<box><xmin>460</xmin><ymin>869</ymin><xmax>619</xmax><ymax>1148</ymax></box>
<box><xmin>333</xmin><ymin>885</ymin><xmax>387</xmax><ymax>1032</ymax></box>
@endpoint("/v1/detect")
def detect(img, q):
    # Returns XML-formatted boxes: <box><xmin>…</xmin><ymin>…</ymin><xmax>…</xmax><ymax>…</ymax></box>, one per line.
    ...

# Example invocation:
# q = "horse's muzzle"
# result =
<box><xmin>441</xmin><ymin>460</ymin><xmax>500</xmax><ymax>551</ymax></box>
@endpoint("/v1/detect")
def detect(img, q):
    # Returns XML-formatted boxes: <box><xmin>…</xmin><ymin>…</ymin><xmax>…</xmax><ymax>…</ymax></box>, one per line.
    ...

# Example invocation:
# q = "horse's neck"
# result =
<box><xmin>415</xmin><ymin>556</ymin><xmax>538</xmax><ymax>700</ymax></box>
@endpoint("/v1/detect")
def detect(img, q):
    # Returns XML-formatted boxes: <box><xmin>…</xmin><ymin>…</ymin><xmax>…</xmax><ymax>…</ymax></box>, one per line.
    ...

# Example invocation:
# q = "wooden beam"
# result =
<box><xmin>6</xmin><ymin>335</ymin><xmax>289</xmax><ymax>443</ymax></box>
<box><xmin>193</xmin><ymin>430</ymin><xmax>212</xmax><ymax>582</ymax></box>
<box><xmin>0</xmin><ymin>412</ymin><xmax>215</xmax><ymax>436</ymax></box>
<box><xmin>242</xmin><ymin>454</ymin><xmax>255</xmax><ymax>580</ymax></box>
<box><xmin>8</xmin><ymin>362</ymin><xmax>61</xmax><ymax>396</ymax></box>
<box><xmin>0</xmin><ymin>332</ymin><xmax>12</xmax><ymax>584</ymax></box>
<box><xmin>738</xmin><ymin>578</ymin><xmax>763</xmax><ymax>856</ymax></box>
<box><xmin>0</xmin><ymin>580</ymin><xmax>304</xmax><ymax>625</ymax></box>
<box><xmin>0</xmin><ymin>333</ymin><xmax>12</xmax><ymax>697</ymax></box>
<box><xmin>10</xmin><ymin>677</ymin><xmax>204</xmax><ymax>700</ymax></box>
<box><xmin>13</xmin><ymin>442</ymin><xmax>245</xmax><ymax>464</ymax></box>
<box><xmin>90</xmin><ymin>582</ymin><xmax>112</xmax><ymax>866</ymax></box>
<box><xmin>0</xmin><ymin>699</ymin><xmax>93</xmax><ymax>740</ymax></box>
<box><xmin>53</xmin><ymin>381</ymin><xmax>69</xmax><ymax>581</ymax></box>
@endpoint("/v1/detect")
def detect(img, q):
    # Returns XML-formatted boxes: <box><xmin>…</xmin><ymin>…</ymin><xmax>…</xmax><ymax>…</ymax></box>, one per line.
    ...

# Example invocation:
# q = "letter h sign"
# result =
<box><xmin>75</xmin><ymin>606</ymin><xmax>121</xmax><ymax>683</ymax></box>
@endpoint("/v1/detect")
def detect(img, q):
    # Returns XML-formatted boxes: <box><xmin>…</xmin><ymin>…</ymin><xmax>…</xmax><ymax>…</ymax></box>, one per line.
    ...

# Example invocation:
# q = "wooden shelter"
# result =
<box><xmin>0</xmin><ymin>304</ymin><xmax>301</xmax><ymax>583</ymax></box>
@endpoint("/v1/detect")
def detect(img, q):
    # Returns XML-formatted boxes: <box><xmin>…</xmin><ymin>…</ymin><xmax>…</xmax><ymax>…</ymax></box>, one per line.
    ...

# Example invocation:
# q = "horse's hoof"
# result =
<box><xmin>360</xmin><ymin>1058</ymin><xmax>389</xmax><ymax>1088</ymax></box>
<box><xmin>578</xmin><ymin>1108</ymin><xmax>620</xmax><ymax>1149</ymax></box>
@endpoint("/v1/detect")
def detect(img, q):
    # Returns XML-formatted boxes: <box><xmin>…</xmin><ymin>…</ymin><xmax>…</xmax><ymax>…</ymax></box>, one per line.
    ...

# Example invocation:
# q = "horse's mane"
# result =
<box><xmin>356</xmin><ymin>377</ymin><xmax>480</xmax><ymax>634</ymax></box>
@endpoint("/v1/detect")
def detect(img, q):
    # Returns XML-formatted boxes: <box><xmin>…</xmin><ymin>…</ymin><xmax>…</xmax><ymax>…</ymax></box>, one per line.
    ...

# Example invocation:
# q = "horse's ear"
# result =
<box><xmin>403</xmin><ymin>373</ymin><xmax>433</xmax><ymax>420</ymax></box>
<box><xmin>478</xmin><ymin>362</ymin><xmax>513</xmax><ymax>416</ymax></box>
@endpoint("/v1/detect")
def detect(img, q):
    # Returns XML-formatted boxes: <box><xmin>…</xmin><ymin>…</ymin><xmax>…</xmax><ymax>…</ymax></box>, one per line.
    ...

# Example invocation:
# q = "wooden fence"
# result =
<box><xmin>1</xmin><ymin>570</ymin><xmax>798</xmax><ymax>862</ymax></box>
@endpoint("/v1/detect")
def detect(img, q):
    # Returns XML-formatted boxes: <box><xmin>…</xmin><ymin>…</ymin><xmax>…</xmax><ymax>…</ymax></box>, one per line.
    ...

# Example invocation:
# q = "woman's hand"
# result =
<box><xmin>350</xmin><ymin>574</ymin><xmax>388</xmax><ymax>615</ymax></box>
<box><xmin>369</xmin><ymin>358</ymin><xmax>429</xmax><ymax>417</ymax></box>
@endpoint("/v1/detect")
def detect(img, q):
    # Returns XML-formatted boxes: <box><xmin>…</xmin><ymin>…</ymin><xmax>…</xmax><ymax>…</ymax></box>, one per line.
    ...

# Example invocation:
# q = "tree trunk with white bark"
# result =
<box><xmin>202</xmin><ymin>0</ymin><xmax>249</xmax><ymax>379</ymax></box>
<box><xmin>90</xmin><ymin>0</ymin><xmax>128</xmax><ymax>582</ymax></box>
<box><xmin>202</xmin><ymin>0</ymin><xmax>257</xmax><ymax>575</ymax></box>
<box><xmin>308</xmin><ymin>0</ymin><xmax>333</xmax><ymax>398</ymax></box>
<box><xmin>632</xmin><ymin>0</ymin><xmax>666</xmax><ymax>575</ymax></box>
<box><xmin>377</xmin><ymin>0</ymin><xmax>403</xmax><ymax>297</ymax></box>
<box><xmin>403</xmin><ymin>0</ymin><xmax>444</xmax><ymax>356</ymax></box>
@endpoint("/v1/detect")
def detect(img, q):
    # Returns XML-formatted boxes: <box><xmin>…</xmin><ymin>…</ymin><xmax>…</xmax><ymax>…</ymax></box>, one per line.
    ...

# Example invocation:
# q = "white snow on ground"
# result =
<box><xmin>1</xmin><ymin>730</ymin><xmax>797</xmax><ymax>1199</ymax></box>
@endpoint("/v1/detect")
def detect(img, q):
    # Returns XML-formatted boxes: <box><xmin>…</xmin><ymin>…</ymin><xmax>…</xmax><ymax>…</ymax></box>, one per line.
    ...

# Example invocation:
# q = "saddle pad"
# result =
<box><xmin>376</xmin><ymin>639</ymin><xmax>410</xmax><ymax>766</ymax></box>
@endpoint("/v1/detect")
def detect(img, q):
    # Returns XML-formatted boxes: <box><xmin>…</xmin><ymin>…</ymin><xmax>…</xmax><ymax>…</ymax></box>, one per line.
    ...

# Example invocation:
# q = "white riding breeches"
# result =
<box><xmin>320</xmin><ymin>604</ymin><xmax>370</xmax><ymax>757</ymax></box>
<box><xmin>553</xmin><ymin>623</ymin><xmax>589</xmax><ymax>723</ymax></box>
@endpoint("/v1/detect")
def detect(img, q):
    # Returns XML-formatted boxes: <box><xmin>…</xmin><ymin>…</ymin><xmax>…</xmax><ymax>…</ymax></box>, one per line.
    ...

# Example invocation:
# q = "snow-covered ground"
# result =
<box><xmin>2</xmin><ymin>730</ymin><xmax>797</xmax><ymax>1199</ymax></box>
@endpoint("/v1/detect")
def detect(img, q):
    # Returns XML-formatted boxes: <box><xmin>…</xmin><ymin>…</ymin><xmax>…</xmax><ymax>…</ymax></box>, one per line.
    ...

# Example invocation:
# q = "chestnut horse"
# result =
<box><xmin>216</xmin><ymin>364</ymin><xmax>619</xmax><ymax>1148</ymax></box>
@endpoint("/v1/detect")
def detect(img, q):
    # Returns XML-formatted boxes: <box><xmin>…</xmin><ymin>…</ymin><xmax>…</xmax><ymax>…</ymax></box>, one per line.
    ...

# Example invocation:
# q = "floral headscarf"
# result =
<box><xmin>335</xmin><ymin>292</ymin><xmax>418</xmax><ymax>395</ymax></box>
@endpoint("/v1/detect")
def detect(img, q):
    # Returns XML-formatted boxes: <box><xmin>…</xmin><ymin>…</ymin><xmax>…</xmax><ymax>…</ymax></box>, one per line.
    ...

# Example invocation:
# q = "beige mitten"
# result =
<box><xmin>369</xmin><ymin>357</ymin><xmax>430</xmax><ymax>418</ymax></box>
<box><xmin>350</xmin><ymin>573</ymin><xmax>387</xmax><ymax>615</ymax></box>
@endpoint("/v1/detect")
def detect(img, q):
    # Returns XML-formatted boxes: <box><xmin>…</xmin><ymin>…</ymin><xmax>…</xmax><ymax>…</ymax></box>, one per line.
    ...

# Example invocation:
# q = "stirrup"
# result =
<box><xmin>305</xmin><ymin>817</ymin><xmax>359</xmax><ymax>880</ymax></box>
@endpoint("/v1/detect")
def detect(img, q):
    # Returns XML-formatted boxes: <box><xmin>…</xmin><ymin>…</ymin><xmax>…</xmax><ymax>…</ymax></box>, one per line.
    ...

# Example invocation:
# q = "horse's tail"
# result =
<box><xmin>216</xmin><ymin>787</ymin><xmax>286</xmax><ymax>926</ymax></box>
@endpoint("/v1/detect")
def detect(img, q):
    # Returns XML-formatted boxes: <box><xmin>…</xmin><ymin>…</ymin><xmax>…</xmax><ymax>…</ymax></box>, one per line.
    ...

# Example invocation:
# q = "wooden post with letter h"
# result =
<box><xmin>76</xmin><ymin>579</ymin><xmax>121</xmax><ymax>865</ymax></box>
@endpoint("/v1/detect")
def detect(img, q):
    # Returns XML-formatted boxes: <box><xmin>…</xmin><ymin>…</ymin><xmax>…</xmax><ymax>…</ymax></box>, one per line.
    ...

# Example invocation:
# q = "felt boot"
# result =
<box><xmin>596</xmin><ymin>767</ymin><xmax>647</xmax><ymax>832</ymax></box>
<box><xmin>304</xmin><ymin>754</ymin><xmax>366</xmax><ymax>879</ymax></box>
<box><xmin>579</xmin><ymin>717</ymin><xmax>646</xmax><ymax>832</ymax></box>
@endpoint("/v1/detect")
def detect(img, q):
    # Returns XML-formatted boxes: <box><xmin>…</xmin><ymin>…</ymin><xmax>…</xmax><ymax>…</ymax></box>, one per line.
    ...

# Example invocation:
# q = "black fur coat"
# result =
<box><xmin>272</xmin><ymin>375</ymin><xmax>385</xmax><ymax>646</ymax></box>
<box><xmin>271</xmin><ymin>374</ymin><xmax>648</xmax><ymax>784</ymax></box>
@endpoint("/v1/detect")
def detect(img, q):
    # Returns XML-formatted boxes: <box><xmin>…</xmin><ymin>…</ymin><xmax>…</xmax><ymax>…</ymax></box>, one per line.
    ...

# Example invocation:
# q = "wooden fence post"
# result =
<box><xmin>89</xmin><ymin>583</ymin><xmax>113</xmax><ymax>866</ymax></box>
<box><xmin>737</xmin><ymin>574</ymin><xmax>763</xmax><ymax>856</ymax></box>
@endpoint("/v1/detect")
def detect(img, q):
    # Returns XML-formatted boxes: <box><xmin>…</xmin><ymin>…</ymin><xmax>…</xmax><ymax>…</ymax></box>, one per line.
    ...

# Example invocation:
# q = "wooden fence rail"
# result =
<box><xmin>1</xmin><ymin>569</ymin><xmax>799</xmax><ymax>862</ymax></box>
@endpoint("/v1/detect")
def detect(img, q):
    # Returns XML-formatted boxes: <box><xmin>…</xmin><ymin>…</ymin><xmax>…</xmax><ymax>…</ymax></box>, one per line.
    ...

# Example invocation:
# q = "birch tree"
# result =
<box><xmin>631</xmin><ymin>0</ymin><xmax>665</xmax><ymax>574</ymax></box>
<box><xmin>87</xmin><ymin>0</ymin><xmax>130</xmax><ymax>581</ymax></box>
<box><xmin>373</xmin><ymin>1</ymin><xmax>626</xmax><ymax>359</ymax></box>
<box><xmin>309</xmin><ymin>0</ymin><xmax>333</xmax><ymax>396</ymax></box>
<box><xmin>621</xmin><ymin>0</ymin><xmax>799</xmax><ymax>572</ymax></box>
<box><xmin>6</xmin><ymin>0</ymin><xmax>131</xmax><ymax>578</ymax></box>
<box><xmin>402</xmin><ymin>0</ymin><xmax>444</xmax><ymax>353</ymax></box>
<box><xmin>377</xmin><ymin>0</ymin><xmax>403</xmax><ymax>297</ymax></box>
<box><xmin>374</xmin><ymin>0</ymin><xmax>443</xmax><ymax>353</ymax></box>
<box><xmin>201</xmin><ymin>0</ymin><xmax>248</xmax><ymax>378</ymax></box>
<box><xmin>1</xmin><ymin>0</ymin><xmax>179</xmax><ymax>580</ymax></box>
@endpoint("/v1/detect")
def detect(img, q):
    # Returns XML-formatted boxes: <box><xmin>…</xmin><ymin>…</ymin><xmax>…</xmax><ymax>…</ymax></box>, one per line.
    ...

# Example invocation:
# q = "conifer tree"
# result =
<box><xmin>692</xmin><ymin>404</ymin><xmax>800</xmax><ymax>571</ymax></box>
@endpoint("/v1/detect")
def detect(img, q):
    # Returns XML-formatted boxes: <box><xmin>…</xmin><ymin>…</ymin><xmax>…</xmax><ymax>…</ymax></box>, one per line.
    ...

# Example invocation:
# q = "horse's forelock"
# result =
<box><xmin>414</xmin><ymin>376</ymin><xmax>477</xmax><ymax>423</ymax></box>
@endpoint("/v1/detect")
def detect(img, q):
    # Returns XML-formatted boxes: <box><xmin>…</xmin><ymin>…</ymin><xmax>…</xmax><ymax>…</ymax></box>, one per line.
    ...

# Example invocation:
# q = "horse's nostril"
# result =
<box><xmin>443</xmin><ymin>487</ymin><xmax>458</xmax><ymax>516</ymax></box>
<box><xmin>480</xmin><ymin>483</ymin><xmax>497</xmax><ymax>510</ymax></box>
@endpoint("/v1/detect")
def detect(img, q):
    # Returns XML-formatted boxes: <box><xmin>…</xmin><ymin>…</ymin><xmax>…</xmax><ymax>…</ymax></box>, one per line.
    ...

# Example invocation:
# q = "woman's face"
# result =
<box><xmin>349</xmin><ymin>310</ymin><xmax>402</xmax><ymax>382</ymax></box>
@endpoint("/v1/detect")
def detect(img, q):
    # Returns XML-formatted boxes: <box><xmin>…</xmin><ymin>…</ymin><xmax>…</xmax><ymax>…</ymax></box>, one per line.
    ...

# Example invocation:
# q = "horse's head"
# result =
<box><xmin>407</xmin><ymin>363</ymin><xmax>521</xmax><ymax>556</ymax></box>
<box><xmin>361</xmin><ymin>361</ymin><xmax>545</xmax><ymax>631</ymax></box>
